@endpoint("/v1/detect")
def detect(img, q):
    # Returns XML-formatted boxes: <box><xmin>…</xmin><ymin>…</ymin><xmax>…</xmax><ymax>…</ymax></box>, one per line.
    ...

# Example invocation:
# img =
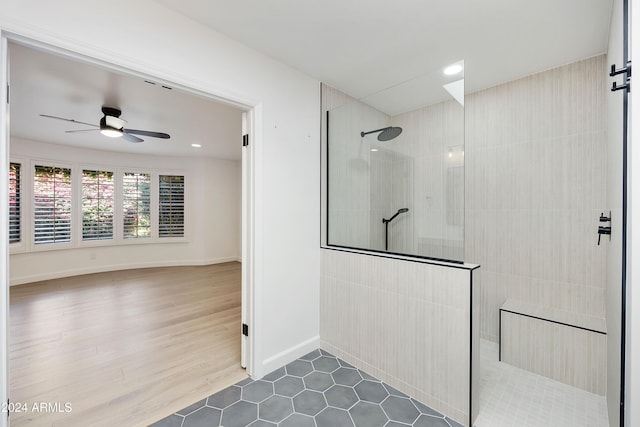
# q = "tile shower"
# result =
<box><xmin>321</xmin><ymin>54</ymin><xmax>613</xmax><ymax>426</ymax></box>
<box><xmin>156</xmin><ymin>46</ymin><xmax>616</xmax><ymax>427</ymax></box>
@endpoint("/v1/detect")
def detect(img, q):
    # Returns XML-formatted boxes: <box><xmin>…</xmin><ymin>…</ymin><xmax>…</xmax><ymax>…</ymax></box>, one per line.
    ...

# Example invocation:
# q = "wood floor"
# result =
<box><xmin>9</xmin><ymin>263</ymin><xmax>247</xmax><ymax>427</ymax></box>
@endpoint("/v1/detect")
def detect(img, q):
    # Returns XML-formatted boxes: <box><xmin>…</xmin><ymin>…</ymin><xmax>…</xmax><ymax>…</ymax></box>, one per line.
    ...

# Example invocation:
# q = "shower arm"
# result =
<box><xmin>361</xmin><ymin>127</ymin><xmax>392</xmax><ymax>138</ymax></box>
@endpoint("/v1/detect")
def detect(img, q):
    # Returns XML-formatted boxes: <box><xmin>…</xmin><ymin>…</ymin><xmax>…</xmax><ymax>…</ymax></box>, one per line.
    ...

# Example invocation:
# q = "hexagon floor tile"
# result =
<box><xmin>148</xmin><ymin>349</ymin><xmax>463</xmax><ymax>427</ymax></box>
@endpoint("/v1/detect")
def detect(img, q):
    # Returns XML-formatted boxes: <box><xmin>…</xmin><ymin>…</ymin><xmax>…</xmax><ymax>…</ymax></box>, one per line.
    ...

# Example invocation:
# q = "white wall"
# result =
<box><xmin>9</xmin><ymin>137</ymin><xmax>240</xmax><ymax>285</ymax></box>
<box><xmin>0</xmin><ymin>0</ymin><xmax>320</xmax><ymax>379</ymax></box>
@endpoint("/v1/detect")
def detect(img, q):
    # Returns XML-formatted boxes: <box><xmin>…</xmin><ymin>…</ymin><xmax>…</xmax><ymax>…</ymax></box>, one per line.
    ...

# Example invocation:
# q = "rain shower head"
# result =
<box><xmin>360</xmin><ymin>126</ymin><xmax>403</xmax><ymax>142</ymax></box>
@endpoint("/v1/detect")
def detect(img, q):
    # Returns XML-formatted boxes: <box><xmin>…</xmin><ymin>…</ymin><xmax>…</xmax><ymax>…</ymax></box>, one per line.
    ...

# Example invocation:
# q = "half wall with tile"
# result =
<box><xmin>319</xmin><ymin>249</ymin><xmax>479</xmax><ymax>426</ymax></box>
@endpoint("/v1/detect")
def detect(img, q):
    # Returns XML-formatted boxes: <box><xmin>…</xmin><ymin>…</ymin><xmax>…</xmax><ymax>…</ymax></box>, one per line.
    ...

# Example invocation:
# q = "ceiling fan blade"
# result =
<box><xmin>40</xmin><ymin>114</ymin><xmax>97</xmax><ymax>128</ymax></box>
<box><xmin>121</xmin><ymin>132</ymin><xmax>144</xmax><ymax>143</ymax></box>
<box><xmin>65</xmin><ymin>129</ymin><xmax>99</xmax><ymax>134</ymax></box>
<box><xmin>124</xmin><ymin>129</ymin><xmax>170</xmax><ymax>139</ymax></box>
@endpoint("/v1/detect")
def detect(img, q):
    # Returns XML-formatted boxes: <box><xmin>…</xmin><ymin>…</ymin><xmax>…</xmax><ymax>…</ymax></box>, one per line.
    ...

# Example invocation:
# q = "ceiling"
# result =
<box><xmin>10</xmin><ymin>1</ymin><xmax>613</xmax><ymax>158</ymax></box>
<box><xmin>9</xmin><ymin>42</ymin><xmax>244</xmax><ymax>160</ymax></box>
<box><xmin>156</xmin><ymin>0</ymin><xmax>613</xmax><ymax>101</ymax></box>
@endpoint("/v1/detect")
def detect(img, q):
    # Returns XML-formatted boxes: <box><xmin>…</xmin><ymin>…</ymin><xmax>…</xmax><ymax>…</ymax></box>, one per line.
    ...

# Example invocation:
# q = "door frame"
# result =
<box><xmin>628</xmin><ymin>1</ymin><xmax>640</xmax><ymax>424</ymax></box>
<box><xmin>0</xmin><ymin>30</ymin><xmax>260</xmax><ymax>425</ymax></box>
<box><xmin>0</xmin><ymin>34</ymin><xmax>10</xmax><ymax>427</ymax></box>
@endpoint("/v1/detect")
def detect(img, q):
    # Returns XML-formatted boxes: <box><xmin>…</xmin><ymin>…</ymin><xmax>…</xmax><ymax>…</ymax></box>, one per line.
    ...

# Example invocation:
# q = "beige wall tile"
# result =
<box><xmin>320</xmin><ymin>249</ymin><xmax>475</xmax><ymax>426</ymax></box>
<box><xmin>465</xmin><ymin>56</ymin><xmax>608</xmax><ymax>341</ymax></box>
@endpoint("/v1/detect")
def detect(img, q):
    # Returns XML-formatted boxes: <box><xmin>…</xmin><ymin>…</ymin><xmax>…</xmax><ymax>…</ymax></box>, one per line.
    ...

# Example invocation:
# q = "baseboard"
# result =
<box><xmin>10</xmin><ymin>257</ymin><xmax>239</xmax><ymax>286</ymax></box>
<box><xmin>259</xmin><ymin>335</ymin><xmax>320</xmax><ymax>378</ymax></box>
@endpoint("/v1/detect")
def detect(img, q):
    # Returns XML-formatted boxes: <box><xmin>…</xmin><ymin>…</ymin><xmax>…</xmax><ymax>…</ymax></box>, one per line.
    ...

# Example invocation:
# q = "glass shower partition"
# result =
<box><xmin>326</xmin><ymin>61</ymin><xmax>465</xmax><ymax>262</ymax></box>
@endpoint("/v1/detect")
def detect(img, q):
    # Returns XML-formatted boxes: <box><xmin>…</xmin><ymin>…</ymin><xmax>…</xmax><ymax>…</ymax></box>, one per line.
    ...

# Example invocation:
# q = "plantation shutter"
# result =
<box><xmin>82</xmin><ymin>170</ymin><xmax>114</xmax><ymax>240</ymax></box>
<box><xmin>123</xmin><ymin>172</ymin><xmax>151</xmax><ymax>238</ymax></box>
<box><xmin>9</xmin><ymin>162</ymin><xmax>21</xmax><ymax>243</ymax></box>
<box><xmin>34</xmin><ymin>165</ymin><xmax>72</xmax><ymax>244</ymax></box>
<box><xmin>158</xmin><ymin>175</ymin><xmax>185</xmax><ymax>237</ymax></box>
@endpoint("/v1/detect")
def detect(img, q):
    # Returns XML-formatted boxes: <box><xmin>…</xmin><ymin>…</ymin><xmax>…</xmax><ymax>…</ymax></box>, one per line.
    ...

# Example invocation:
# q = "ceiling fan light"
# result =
<box><xmin>100</xmin><ymin>128</ymin><xmax>123</xmax><ymax>138</ymax></box>
<box><xmin>99</xmin><ymin>116</ymin><xmax>123</xmax><ymax>137</ymax></box>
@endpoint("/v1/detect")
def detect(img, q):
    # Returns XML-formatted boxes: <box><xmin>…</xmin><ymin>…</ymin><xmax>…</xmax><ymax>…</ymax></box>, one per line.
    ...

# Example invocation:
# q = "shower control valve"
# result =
<box><xmin>597</xmin><ymin>211</ymin><xmax>612</xmax><ymax>246</ymax></box>
<box><xmin>597</xmin><ymin>226</ymin><xmax>611</xmax><ymax>246</ymax></box>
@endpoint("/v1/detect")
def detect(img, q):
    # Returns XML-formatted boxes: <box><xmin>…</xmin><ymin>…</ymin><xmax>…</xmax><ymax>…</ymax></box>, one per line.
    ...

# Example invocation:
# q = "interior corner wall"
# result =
<box><xmin>606</xmin><ymin>0</ymin><xmax>624</xmax><ymax>424</ymax></box>
<box><xmin>9</xmin><ymin>137</ymin><xmax>240</xmax><ymax>285</ymax></box>
<box><xmin>0</xmin><ymin>0</ymin><xmax>320</xmax><ymax>379</ymax></box>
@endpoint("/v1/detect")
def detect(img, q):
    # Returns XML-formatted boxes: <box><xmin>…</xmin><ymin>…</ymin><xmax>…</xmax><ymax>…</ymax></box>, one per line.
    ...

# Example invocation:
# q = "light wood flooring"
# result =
<box><xmin>9</xmin><ymin>263</ymin><xmax>247</xmax><ymax>427</ymax></box>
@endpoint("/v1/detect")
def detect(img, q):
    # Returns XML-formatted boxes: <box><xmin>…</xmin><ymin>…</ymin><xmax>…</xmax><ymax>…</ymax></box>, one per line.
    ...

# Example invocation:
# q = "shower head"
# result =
<box><xmin>382</xmin><ymin>207</ymin><xmax>410</xmax><ymax>224</ymax></box>
<box><xmin>378</xmin><ymin>127</ymin><xmax>403</xmax><ymax>141</ymax></box>
<box><xmin>360</xmin><ymin>126</ymin><xmax>403</xmax><ymax>142</ymax></box>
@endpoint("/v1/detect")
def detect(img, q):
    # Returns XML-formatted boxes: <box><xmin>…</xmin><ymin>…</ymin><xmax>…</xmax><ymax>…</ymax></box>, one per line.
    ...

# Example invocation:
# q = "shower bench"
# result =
<box><xmin>499</xmin><ymin>299</ymin><xmax>607</xmax><ymax>395</ymax></box>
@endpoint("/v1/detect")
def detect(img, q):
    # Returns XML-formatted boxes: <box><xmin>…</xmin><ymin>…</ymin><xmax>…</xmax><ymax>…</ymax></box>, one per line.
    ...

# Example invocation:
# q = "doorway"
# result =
<box><xmin>0</xmin><ymin>33</ymin><xmax>257</xmax><ymax>426</ymax></box>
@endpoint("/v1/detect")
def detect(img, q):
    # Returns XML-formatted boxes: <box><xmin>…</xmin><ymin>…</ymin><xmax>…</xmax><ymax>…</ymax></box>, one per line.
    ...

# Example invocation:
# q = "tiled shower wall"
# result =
<box><xmin>465</xmin><ymin>55</ymin><xmax>608</xmax><ymax>342</ymax></box>
<box><xmin>320</xmin><ymin>249</ymin><xmax>478</xmax><ymax>426</ymax></box>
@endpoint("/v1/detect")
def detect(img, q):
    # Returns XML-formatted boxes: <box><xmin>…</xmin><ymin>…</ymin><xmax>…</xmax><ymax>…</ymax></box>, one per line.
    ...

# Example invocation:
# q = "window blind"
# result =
<box><xmin>82</xmin><ymin>170</ymin><xmax>114</xmax><ymax>241</ymax></box>
<box><xmin>9</xmin><ymin>162</ymin><xmax>21</xmax><ymax>243</ymax></box>
<box><xmin>159</xmin><ymin>175</ymin><xmax>185</xmax><ymax>237</ymax></box>
<box><xmin>34</xmin><ymin>165</ymin><xmax>72</xmax><ymax>244</ymax></box>
<box><xmin>123</xmin><ymin>172</ymin><xmax>151</xmax><ymax>238</ymax></box>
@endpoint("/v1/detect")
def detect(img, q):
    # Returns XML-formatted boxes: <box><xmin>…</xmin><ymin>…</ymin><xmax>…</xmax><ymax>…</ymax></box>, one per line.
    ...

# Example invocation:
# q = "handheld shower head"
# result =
<box><xmin>361</xmin><ymin>126</ymin><xmax>403</xmax><ymax>142</ymax></box>
<box><xmin>382</xmin><ymin>208</ymin><xmax>410</xmax><ymax>224</ymax></box>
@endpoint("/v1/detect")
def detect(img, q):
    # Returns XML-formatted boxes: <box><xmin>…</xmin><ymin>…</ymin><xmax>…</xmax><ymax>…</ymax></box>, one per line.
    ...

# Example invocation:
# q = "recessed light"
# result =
<box><xmin>444</xmin><ymin>63</ymin><xmax>463</xmax><ymax>76</ymax></box>
<box><xmin>191</xmin><ymin>144</ymin><xmax>202</xmax><ymax>148</ymax></box>
<box><xmin>371</xmin><ymin>148</ymin><xmax>379</xmax><ymax>152</ymax></box>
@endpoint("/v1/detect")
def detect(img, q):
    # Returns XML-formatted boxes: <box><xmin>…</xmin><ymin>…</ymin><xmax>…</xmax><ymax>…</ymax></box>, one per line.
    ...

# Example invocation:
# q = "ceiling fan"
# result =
<box><xmin>40</xmin><ymin>106</ymin><xmax>171</xmax><ymax>143</ymax></box>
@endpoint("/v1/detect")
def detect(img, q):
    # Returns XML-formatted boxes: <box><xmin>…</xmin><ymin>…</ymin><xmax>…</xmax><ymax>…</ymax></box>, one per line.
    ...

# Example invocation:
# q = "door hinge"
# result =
<box><xmin>242</xmin><ymin>134</ymin><xmax>249</xmax><ymax>147</ymax></box>
<box><xmin>242</xmin><ymin>323</ymin><xmax>249</xmax><ymax>336</ymax></box>
<box><xmin>6</xmin><ymin>398</ymin><xmax>9</xmax><ymax>418</ymax></box>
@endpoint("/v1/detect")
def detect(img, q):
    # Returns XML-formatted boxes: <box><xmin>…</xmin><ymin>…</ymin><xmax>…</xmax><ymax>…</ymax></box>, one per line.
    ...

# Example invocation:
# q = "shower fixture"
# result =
<box><xmin>382</xmin><ymin>208</ymin><xmax>409</xmax><ymax>251</ymax></box>
<box><xmin>360</xmin><ymin>126</ymin><xmax>403</xmax><ymax>142</ymax></box>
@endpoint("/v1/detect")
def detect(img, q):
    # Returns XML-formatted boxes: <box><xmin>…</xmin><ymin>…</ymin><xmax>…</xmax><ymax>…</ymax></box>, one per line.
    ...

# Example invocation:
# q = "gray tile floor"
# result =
<box><xmin>149</xmin><ymin>349</ymin><xmax>463</xmax><ymax>427</ymax></box>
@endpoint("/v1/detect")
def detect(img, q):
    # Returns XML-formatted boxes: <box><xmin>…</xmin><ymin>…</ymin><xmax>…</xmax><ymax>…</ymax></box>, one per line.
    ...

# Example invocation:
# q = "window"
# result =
<box><xmin>159</xmin><ymin>175</ymin><xmax>185</xmax><ymax>237</ymax></box>
<box><xmin>123</xmin><ymin>172</ymin><xmax>151</xmax><ymax>238</ymax></box>
<box><xmin>9</xmin><ymin>162</ymin><xmax>21</xmax><ymax>243</ymax></box>
<box><xmin>82</xmin><ymin>170</ymin><xmax>114</xmax><ymax>241</ymax></box>
<box><xmin>34</xmin><ymin>165</ymin><xmax>72</xmax><ymax>244</ymax></box>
